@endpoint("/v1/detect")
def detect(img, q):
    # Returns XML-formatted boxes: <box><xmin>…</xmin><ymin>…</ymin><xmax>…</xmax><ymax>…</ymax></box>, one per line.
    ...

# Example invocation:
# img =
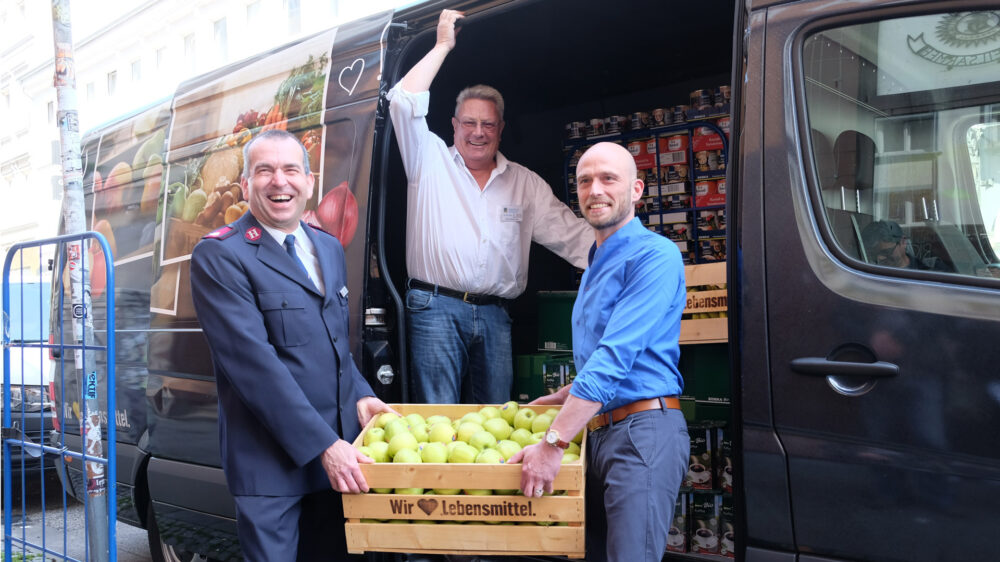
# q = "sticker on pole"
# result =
<box><xmin>86</xmin><ymin>371</ymin><xmax>98</xmax><ymax>400</ymax></box>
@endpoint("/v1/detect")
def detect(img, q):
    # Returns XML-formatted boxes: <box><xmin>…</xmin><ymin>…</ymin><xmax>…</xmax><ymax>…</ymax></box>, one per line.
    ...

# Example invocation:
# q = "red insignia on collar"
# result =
<box><xmin>245</xmin><ymin>227</ymin><xmax>262</xmax><ymax>241</ymax></box>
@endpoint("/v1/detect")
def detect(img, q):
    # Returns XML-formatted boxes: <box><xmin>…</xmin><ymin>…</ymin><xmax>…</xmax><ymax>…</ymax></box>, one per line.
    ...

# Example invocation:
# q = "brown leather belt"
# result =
<box><xmin>587</xmin><ymin>396</ymin><xmax>681</xmax><ymax>432</ymax></box>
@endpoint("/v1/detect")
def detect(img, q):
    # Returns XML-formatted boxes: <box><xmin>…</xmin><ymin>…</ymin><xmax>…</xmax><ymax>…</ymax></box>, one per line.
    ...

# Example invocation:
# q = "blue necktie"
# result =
<box><xmin>284</xmin><ymin>234</ymin><xmax>309</xmax><ymax>277</ymax></box>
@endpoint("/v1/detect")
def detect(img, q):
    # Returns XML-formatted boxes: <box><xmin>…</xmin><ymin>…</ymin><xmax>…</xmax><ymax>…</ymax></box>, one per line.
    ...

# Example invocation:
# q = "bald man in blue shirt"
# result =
<box><xmin>511</xmin><ymin>142</ymin><xmax>690</xmax><ymax>562</ymax></box>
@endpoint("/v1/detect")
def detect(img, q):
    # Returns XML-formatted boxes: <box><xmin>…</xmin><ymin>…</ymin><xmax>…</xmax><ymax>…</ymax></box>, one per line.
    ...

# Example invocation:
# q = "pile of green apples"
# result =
<box><xmin>355</xmin><ymin>401</ymin><xmax>583</xmax><ymax>496</ymax></box>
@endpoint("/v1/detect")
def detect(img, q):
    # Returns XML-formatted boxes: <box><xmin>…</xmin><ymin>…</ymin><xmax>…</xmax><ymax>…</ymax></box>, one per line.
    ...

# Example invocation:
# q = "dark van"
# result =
<box><xmin>49</xmin><ymin>0</ymin><xmax>1000</xmax><ymax>560</ymax></box>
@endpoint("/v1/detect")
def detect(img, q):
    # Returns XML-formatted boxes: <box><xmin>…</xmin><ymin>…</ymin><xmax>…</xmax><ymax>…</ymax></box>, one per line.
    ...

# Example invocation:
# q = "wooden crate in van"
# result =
<box><xmin>681</xmin><ymin>262</ymin><xmax>728</xmax><ymax>344</ymax></box>
<box><xmin>343</xmin><ymin>404</ymin><xmax>586</xmax><ymax>558</ymax></box>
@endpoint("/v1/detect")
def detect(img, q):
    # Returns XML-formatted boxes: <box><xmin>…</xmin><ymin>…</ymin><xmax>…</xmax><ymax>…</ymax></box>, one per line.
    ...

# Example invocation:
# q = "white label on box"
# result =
<box><xmin>660</xmin><ymin>151</ymin><xmax>687</xmax><ymax>165</ymax></box>
<box><xmin>663</xmin><ymin>182</ymin><xmax>687</xmax><ymax>195</ymax></box>
<box><xmin>661</xmin><ymin>211</ymin><xmax>687</xmax><ymax>224</ymax></box>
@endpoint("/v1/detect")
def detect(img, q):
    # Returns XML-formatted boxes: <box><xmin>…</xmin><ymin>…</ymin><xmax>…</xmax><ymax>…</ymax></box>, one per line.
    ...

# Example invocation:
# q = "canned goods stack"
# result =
<box><xmin>562</xmin><ymin>85</ymin><xmax>730</xmax><ymax>267</ymax></box>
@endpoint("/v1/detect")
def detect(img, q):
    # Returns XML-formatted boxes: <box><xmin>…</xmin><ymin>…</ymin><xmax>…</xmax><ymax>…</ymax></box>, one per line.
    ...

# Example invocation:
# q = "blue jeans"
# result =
<box><xmin>585</xmin><ymin>406</ymin><xmax>689</xmax><ymax>562</ymax></box>
<box><xmin>405</xmin><ymin>287</ymin><xmax>513</xmax><ymax>404</ymax></box>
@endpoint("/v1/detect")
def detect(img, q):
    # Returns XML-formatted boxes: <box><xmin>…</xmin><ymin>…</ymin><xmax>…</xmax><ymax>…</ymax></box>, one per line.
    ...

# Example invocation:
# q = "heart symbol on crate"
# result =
<box><xmin>417</xmin><ymin>498</ymin><xmax>438</xmax><ymax>516</ymax></box>
<box><xmin>339</xmin><ymin>58</ymin><xmax>364</xmax><ymax>96</ymax></box>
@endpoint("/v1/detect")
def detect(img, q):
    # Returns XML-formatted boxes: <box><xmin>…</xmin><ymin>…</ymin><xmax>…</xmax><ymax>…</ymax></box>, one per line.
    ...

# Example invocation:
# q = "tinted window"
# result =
<box><xmin>803</xmin><ymin>11</ymin><xmax>1000</xmax><ymax>279</ymax></box>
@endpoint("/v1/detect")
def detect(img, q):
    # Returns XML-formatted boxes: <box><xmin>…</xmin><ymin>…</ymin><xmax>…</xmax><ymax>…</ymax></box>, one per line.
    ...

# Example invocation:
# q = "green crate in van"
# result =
<box><xmin>537</xmin><ymin>291</ymin><xmax>577</xmax><ymax>352</ymax></box>
<box><xmin>514</xmin><ymin>353</ymin><xmax>552</xmax><ymax>402</ymax></box>
<box><xmin>679</xmin><ymin>343</ymin><xmax>731</xmax><ymax>421</ymax></box>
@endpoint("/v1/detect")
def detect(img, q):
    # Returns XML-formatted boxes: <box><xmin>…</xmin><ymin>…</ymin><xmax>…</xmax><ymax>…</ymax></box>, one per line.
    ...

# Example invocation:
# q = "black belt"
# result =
<box><xmin>408</xmin><ymin>279</ymin><xmax>508</xmax><ymax>307</ymax></box>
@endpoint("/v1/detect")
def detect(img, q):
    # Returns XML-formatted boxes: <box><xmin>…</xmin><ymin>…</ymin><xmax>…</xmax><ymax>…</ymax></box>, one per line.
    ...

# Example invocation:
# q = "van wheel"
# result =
<box><xmin>146</xmin><ymin>504</ymin><xmax>212</xmax><ymax>562</ymax></box>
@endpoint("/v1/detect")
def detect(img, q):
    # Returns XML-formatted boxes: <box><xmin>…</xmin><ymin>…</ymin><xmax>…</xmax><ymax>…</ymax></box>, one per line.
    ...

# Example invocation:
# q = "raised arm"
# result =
<box><xmin>399</xmin><ymin>9</ymin><xmax>463</xmax><ymax>93</ymax></box>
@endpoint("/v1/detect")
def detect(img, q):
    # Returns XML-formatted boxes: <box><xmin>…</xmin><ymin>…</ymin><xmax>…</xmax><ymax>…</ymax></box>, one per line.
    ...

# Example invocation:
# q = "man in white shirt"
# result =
<box><xmin>388</xmin><ymin>9</ymin><xmax>593</xmax><ymax>404</ymax></box>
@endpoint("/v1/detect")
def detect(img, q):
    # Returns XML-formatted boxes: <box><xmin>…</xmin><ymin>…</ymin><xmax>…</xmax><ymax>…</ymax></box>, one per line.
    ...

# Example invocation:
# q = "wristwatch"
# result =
<box><xmin>544</xmin><ymin>429</ymin><xmax>570</xmax><ymax>450</ymax></box>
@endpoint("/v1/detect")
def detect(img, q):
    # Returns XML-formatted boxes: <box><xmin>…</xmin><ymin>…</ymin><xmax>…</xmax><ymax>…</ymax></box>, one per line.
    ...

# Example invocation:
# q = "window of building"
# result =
<box><xmin>214</xmin><ymin>18</ymin><xmax>228</xmax><ymax>63</ymax></box>
<box><xmin>131</xmin><ymin>59</ymin><xmax>142</xmax><ymax>82</ymax></box>
<box><xmin>247</xmin><ymin>1</ymin><xmax>260</xmax><ymax>24</ymax></box>
<box><xmin>285</xmin><ymin>0</ymin><xmax>300</xmax><ymax>35</ymax></box>
<box><xmin>107</xmin><ymin>70</ymin><xmax>117</xmax><ymax>96</ymax></box>
<box><xmin>803</xmin><ymin>11</ymin><xmax>1000</xmax><ymax>279</ymax></box>
<box><xmin>184</xmin><ymin>33</ymin><xmax>196</xmax><ymax>74</ymax></box>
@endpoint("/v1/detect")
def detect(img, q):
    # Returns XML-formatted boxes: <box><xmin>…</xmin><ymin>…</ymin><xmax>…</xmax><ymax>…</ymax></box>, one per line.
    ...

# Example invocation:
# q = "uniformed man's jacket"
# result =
<box><xmin>190</xmin><ymin>212</ymin><xmax>373</xmax><ymax>495</ymax></box>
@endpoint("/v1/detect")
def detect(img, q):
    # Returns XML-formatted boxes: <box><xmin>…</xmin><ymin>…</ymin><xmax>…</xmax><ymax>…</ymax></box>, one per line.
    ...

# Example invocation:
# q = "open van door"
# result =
<box><xmin>744</xmin><ymin>1</ymin><xmax>1000</xmax><ymax>560</ymax></box>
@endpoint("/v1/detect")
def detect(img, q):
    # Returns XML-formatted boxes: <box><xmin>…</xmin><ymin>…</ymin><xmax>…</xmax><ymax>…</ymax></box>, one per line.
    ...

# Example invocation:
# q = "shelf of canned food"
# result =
<box><xmin>562</xmin><ymin>86</ymin><xmax>731</xmax><ymax>266</ymax></box>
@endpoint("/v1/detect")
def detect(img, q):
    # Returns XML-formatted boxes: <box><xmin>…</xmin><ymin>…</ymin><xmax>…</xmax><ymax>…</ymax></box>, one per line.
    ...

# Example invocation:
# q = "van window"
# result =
<box><xmin>803</xmin><ymin>10</ymin><xmax>1000</xmax><ymax>279</ymax></box>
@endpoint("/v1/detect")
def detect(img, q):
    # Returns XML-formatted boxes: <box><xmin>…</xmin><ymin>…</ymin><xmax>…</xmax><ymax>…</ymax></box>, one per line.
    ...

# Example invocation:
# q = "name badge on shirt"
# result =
<box><xmin>501</xmin><ymin>206</ymin><xmax>523</xmax><ymax>222</ymax></box>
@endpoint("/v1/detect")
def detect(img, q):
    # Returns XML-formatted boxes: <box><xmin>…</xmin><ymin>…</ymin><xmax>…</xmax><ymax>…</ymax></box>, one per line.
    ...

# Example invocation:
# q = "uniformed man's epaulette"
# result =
<box><xmin>307</xmin><ymin>223</ymin><xmax>336</xmax><ymax>239</ymax></box>
<box><xmin>203</xmin><ymin>225</ymin><xmax>237</xmax><ymax>240</ymax></box>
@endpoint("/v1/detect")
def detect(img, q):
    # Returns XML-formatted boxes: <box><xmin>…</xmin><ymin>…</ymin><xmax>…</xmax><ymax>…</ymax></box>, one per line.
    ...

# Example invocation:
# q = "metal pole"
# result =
<box><xmin>51</xmin><ymin>1</ymin><xmax>110</xmax><ymax>560</ymax></box>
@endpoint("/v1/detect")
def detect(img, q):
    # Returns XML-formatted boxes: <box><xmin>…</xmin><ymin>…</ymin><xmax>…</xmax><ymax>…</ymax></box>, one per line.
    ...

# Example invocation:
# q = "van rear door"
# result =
<box><xmin>747</xmin><ymin>2</ymin><xmax>1000</xmax><ymax>560</ymax></box>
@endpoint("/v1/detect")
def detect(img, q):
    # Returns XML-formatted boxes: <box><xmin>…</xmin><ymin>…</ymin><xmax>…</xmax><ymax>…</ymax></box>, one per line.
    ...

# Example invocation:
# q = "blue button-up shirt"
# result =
<box><xmin>569</xmin><ymin>218</ymin><xmax>686</xmax><ymax>413</ymax></box>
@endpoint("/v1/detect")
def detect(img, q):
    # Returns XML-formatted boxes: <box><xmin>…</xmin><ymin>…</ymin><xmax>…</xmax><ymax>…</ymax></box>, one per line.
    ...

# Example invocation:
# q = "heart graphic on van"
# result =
<box><xmin>339</xmin><ymin>58</ymin><xmax>364</xmax><ymax>96</ymax></box>
<box><xmin>416</xmin><ymin>498</ymin><xmax>438</xmax><ymax>516</ymax></box>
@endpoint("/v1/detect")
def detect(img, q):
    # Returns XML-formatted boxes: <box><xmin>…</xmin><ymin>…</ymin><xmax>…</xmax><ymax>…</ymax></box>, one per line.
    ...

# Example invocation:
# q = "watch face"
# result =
<box><xmin>546</xmin><ymin>431</ymin><xmax>557</xmax><ymax>444</ymax></box>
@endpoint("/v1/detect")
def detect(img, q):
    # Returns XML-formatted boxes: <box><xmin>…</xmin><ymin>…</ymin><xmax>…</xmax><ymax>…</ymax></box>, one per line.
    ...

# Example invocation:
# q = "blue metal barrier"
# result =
<box><xmin>3</xmin><ymin>231</ymin><xmax>117</xmax><ymax>562</ymax></box>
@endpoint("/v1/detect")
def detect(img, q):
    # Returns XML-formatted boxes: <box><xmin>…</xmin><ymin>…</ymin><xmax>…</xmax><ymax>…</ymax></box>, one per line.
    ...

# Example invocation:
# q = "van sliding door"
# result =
<box><xmin>760</xmin><ymin>2</ymin><xmax>1000</xmax><ymax>561</ymax></box>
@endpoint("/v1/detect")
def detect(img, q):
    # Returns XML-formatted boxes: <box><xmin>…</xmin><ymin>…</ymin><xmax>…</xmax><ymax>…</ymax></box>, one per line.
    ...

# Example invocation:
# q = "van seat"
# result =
<box><xmin>906</xmin><ymin>222</ymin><xmax>986</xmax><ymax>275</ymax></box>
<box><xmin>825</xmin><ymin>207</ymin><xmax>873</xmax><ymax>261</ymax></box>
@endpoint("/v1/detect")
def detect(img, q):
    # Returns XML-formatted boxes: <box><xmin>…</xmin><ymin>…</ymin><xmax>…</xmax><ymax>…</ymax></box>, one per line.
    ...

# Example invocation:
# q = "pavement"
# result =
<box><xmin>1</xmin><ymin>468</ymin><xmax>152</xmax><ymax>561</ymax></box>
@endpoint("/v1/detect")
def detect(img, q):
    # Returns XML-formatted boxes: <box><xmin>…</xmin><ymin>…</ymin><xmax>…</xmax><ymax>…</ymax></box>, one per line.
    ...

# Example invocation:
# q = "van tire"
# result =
<box><xmin>146</xmin><ymin>503</ymin><xmax>212</xmax><ymax>562</ymax></box>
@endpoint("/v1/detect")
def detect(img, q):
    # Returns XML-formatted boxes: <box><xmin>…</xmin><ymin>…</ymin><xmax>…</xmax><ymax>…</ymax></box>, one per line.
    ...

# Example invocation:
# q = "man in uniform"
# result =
<box><xmin>190</xmin><ymin>129</ymin><xmax>392</xmax><ymax>560</ymax></box>
<box><xmin>388</xmin><ymin>9</ymin><xmax>594</xmax><ymax>405</ymax></box>
<box><xmin>512</xmin><ymin>142</ymin><xmax>690</xmax><ymax>562</ymax></box>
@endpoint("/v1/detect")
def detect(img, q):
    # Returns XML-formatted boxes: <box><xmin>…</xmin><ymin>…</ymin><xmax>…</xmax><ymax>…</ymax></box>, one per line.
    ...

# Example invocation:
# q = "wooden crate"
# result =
<box><xmin>681</xmin><ymin>262</ymin><xmax>728</xmax><ymax>344</ymax></box>
<box><xmin>343</xmin><ymin>404</ymin><xmax>586</xmax><ymax>558</ymax></box>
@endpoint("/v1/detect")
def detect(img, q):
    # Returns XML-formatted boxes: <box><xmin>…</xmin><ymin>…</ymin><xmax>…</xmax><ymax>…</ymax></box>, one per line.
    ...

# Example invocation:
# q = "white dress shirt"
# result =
<box><xmin>388</xmin><ymin>84</ymin><xmax>594</xmax><ymax>299</ymax></box>
<box><xmin>261</xmin><ymin>223</ymin><xmax>325</xmax><ymax>295</ymax></box>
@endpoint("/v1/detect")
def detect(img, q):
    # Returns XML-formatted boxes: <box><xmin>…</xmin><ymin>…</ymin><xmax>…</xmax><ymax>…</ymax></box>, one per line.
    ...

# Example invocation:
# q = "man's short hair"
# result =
<box><xmin>455</xmin><ymin>85</ymin><xmax>505</xmax><ymax>121</ymax></box>
<box><xmin>242</xmin><ymin>129</ymin><xmax>311</xmax><ymax>178</ymax></box>
<box><xmin>861</xmin><ymin>220</ymin><xmax>903</xmax><ymax>254</ymax></box>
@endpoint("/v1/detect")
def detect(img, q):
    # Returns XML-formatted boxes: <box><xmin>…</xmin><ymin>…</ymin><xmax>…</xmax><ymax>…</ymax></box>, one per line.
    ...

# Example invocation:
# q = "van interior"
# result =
<box><xmin>381</xmin><ymin>0</ymin><xmax>736</xmax><ymax>374</ymax></box>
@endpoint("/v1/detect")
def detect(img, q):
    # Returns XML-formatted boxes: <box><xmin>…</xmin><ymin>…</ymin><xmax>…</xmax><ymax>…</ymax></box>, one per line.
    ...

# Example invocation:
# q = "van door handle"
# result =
<box><xmin>790</xmin><ymin>357</ymin><xmax>899</xmax><ymax>378</ymax></box>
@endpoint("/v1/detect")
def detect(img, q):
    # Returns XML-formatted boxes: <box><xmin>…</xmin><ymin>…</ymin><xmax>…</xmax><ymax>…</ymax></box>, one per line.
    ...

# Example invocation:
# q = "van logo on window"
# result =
<box><xmin>907</xmin><ymin>12</ymin><xmax>1000</xmax><ymax>68</ymax></box>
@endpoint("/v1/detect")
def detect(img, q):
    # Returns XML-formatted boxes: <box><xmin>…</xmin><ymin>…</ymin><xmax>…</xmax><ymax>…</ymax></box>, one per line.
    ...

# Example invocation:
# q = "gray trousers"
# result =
<box><xmin>585</xmin><ymin>406</ymin><xmax>689</xmax><ymax>562</ymax></box>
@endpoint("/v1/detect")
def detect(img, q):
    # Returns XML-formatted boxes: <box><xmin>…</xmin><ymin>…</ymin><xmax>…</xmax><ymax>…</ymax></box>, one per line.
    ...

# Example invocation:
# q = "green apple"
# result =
<box><xmin>363</xmin><ymin>427</ymin><xmax>386</xmax><ymax>446</ymax></box>
<box><xmin>448</xmin><ymin>442</ymin><xmax>479</xmax><ymax>464</ymax></box>
<box><xmin>387</xmin><ymin>432</ymin><xmax>419</xmax><ymax>458</ymax></box>
<box><xmin>427</xmin><ymin>423</ymin><xmax>457</xmax><ymax>444</ymax></box>
<box><xmin>367</xmin><ymin>441</ymin><xmax>390</xmax><ymax>463</ymax></box>
<box><xmin>411</xmin><ymin>519</ymin><xmax>436</xmax><ymax>524</ymax></box>
<box><xmin>405</xmin><ymin>413</ymin><xmax>426</xmax><ymax>427</ymax></box>
<box><xmin>461</xmin><ymin>412</ymin><xmax>486</xmax><ymax>426</ymax></box>
<box><xmin>375</xmin><ymin>412</ymin><xmax>403</xmax><ymax>429</ymax></box>
<box><xmin>456</xmin><ymin>421</ymin><xmax>484</xmax><ymax>443</ymax></box>
<box><xmin>445</xmin><ymin>440</ymin><xmax>463</xmax><ymax>456</ymax></box>
<box><xmin>426</xmin><ymin>415</ymin><xmax>451</xmax><ymax>427</ymax></box>
<box><xmin>452</xmin><ymin>418</ymin><xmax>463</xmax><ymax>431</ymax></box>
<box><xmin>372</xmin><ymin>487</ymin><xmax>393</xmax><ymax>494</ymax></box>
<box><xmin>566</xmin><ymin>441</ymin><xmax>581</xmax><ymax>456</ymax></box>
<box><xmin>433</xmin><ymin>487</ymin><xmax>462</xmax><ymax>495</ymax></box>
<box><xmin>513</xmin><ymin>408</ymin><xmax>537</xmax><ymax>431</ymax></box>
<box><xmin>394</xmin><ymin>487</ymin><xmax>424</xmax><ymax>494</ymax></box>
<box><xmin>500</xmin><ymin>401</ymin><xmax>519</xmax><ymax>425</ymax></box>
<box><xmin>545</xmin><ymin>408</ymin><xmax>560</xmax><ymax>419</ymax></box>
<box><xmin>420</xmin><ymin>441</ymin><xmax>448</xmax><ymax>463</ymax></box>
<box><xmin>510</xmin><ymin>428</ymin><xmax>533</xmax><ymax>448</ymax></box>
<box><xmin>530</xmin><ymin>413</ymin><xmax>553</xmax><ymax>434</ymax></box>
<box><xmin>393</xmin><ymin>448</ymin><xmax>422</xmax><ymax>463</ymax></box>
<box><xmin>469</xmin><ymin>430</ymin><xmax>498</xmax><ymax>451</ymax></box>
<box><xmin>561</xmin><ymin>453</ymin><xmax>580</xmax><ymax>463</ymax></box>
<box><xmin>384</xmin><ymin>418</ymin><xmax>411</xmax><ymax>441</ymax></box>
<box><xmin>572</xmin><ymin>428</ymin><xmax>585</xmax><ymax>445</ymax></box>
<box><xmin>356</xmin><ymin>445</ymin><xmax>375</xmax><ymax>460</ymax></box>
<box><xmin>478</xmin><ymin>406</ymin><xmax>501</xmax><ymax>420</ymax></box>
<box><xmin>495</xmin><ymin>440</ymin><xmax>522</xmax><ymax>461</ymax></box>
<box><xmin>483</xmin><ymin>418</ymin><xmax>512</xmax><ymax>441</ymax></box>
<box><xmin>475</xmin><ymin>447</ymin><xmax>505</xmax><ymax>464</ymax></box>
<box><xmin>528</xmin><ymin>432</ymin><xmax>544</xmax><ymax>445</ymax></box>
<box><xmin>410</xmin><ymin>423</ymin><xmax>429</xmax><ymax>443</ymax></box>
<box><xmin>464</xmin><ymin>488</ymin><xmax>493</xmax><ymax>496</ymax></box>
